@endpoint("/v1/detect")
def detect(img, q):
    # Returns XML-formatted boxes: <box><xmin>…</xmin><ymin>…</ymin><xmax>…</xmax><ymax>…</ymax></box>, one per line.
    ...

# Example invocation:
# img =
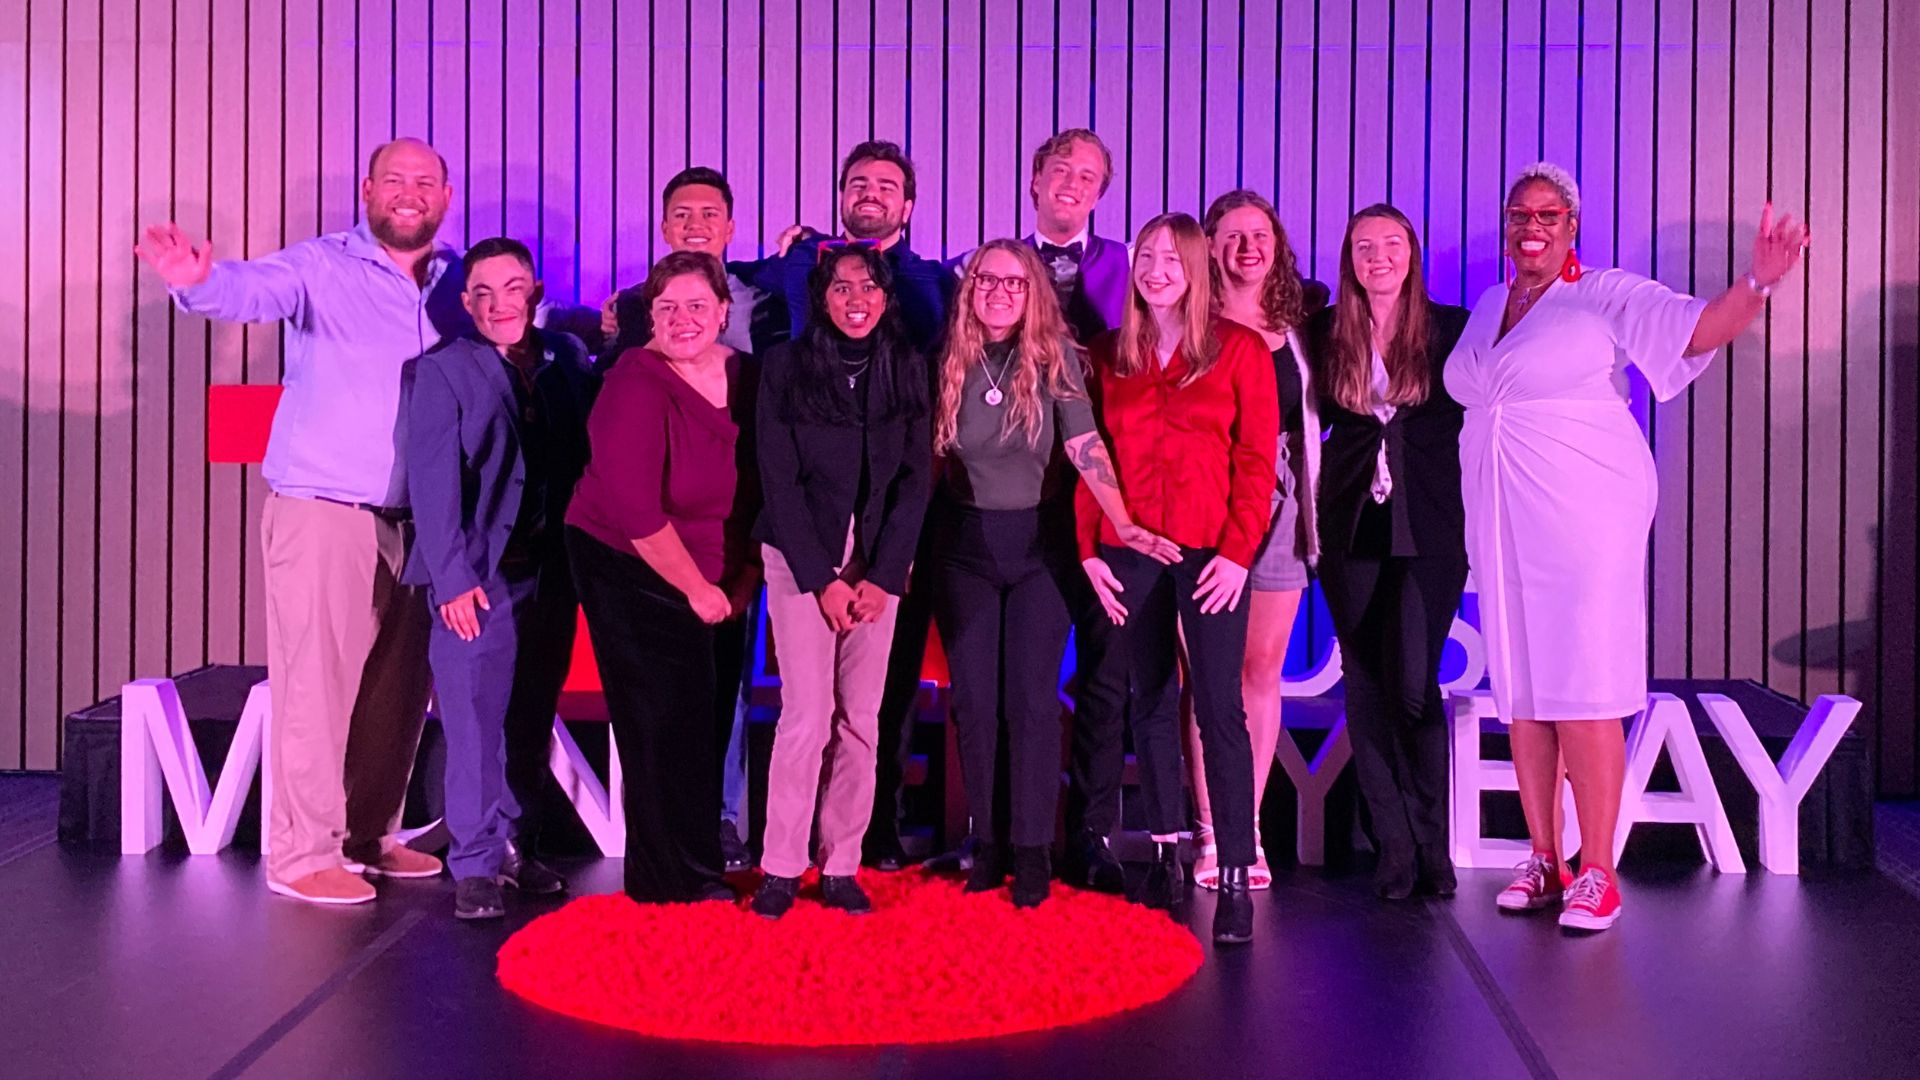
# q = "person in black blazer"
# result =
<box><xmin>749</xmin><ymin>245</ymin><xmax>933</xmax><ymax>920</ymax></box>
<box><xmin>1307</xmin><ymin>204</ymin><xmax>1471</xmax><ymax>902</ymax></box>
<box><xmin>402</xmin><ymin>237</ymin><xmax>596</xmax><ymax>920</ymax></box>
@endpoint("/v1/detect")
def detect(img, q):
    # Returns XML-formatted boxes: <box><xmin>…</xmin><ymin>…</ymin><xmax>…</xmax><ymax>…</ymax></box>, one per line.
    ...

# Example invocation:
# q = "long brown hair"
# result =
<box><xmin>935</xmin><ymin>240</ymin><xmax>1082</xmax><ymax>452</ymax></box>
<box><xmin>1326</xmin><ymin>203</ymin><xmax>1432</xmax><ymax>414</ymax></box>
<box><xmin>1202</xmin><ymin>189</ymin><xmax>1308</xmax><ymax>334</ymax></box>
<box><xmin>1114</xmin><ymin>212</ymin><xmax>1218</xmax><ymax>386</ymax></box>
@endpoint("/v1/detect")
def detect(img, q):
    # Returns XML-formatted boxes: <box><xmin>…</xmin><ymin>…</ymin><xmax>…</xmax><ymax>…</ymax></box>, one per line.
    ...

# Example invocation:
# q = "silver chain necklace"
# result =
<box><xmin>981</xmin><ymin>347</ymin><xmax>1017</xmax><ymax>406</ymax></box>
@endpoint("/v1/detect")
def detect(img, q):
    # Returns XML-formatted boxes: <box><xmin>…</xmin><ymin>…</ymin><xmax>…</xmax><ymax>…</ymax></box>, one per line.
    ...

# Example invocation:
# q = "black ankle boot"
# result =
<box><xmin>1213</xmin><ymin>865</ymin><xmax>1254</xmax><ymax>944</ymax></box>
<box><xmin>1010</xmin><ymin>845</ymin><xmax>1052</xmax><ymax>908</ymax></box>
<box><xmin>1142</xmin><ymin>840</ymin><xmax>1186</xmax><ymax>913</ymax></box>
<box><xmin>1375</xmin><ymin>849</ymin><xmax>1417</xmax><ymax>901</ymax></box>
<box><xmin>965</xmin><ymin>839</ymin><xmax>1006</xmax><ymax>893</ymax></box>
<box><xmin>1068</xmin><ymin>829</ymin><xmax>1127</xmax><ymax>894</ymax></box>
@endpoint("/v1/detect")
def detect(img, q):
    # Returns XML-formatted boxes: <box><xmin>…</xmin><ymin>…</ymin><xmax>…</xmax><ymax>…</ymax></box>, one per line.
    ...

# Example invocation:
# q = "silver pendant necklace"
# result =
<box><xmin>1512</xmin><ymin>278</ymin><xmax>1550</xmax><ymax>311</ymax></box>
<box><xmin>981</xmin><ymin>347</ymin><xmax>1016</xmax><ymax>406</ymax></box>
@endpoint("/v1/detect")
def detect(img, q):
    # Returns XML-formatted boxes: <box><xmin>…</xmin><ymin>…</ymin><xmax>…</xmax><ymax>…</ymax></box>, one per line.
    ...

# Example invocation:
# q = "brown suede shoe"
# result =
<box><xmin>267</xmin><ymin>868</ymin><xmax>376</xmax><ymax>905</ymax></box>
<box><xmin>344</xmin><ymin>847</ymin><xmax>444</xmax><ymax>879</ymax></box>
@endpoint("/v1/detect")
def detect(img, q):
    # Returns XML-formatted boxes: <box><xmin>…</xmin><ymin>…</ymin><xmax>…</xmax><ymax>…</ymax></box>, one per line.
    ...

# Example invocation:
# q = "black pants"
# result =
<box><xmin>929</xmin><ymin>506</ymin><xmax>1074</xmax><ymax>849</ymax></box>
<box><xmin>1105</xmin><ymin>544</ymin><xmax>1257</xmax><ymax>867</ymax></box>
<box><xmin>566</xmin><ymin>526</ymin><xmax>726</xmax><ymax>902</ymax></box>
<box><xmin>1318</xmin><ymin>534</ymin><xmax>1468</xmax><ymax>867</ymax></box>
<box><xmin>1058</xmin><ymin>559</ymin><xmax>1131</xmax><ymax>840</ymax></box>
<box><xmin>872</xmin><ymin>531</ymin><xmax>938</xmax><ymax>848</ymax></box>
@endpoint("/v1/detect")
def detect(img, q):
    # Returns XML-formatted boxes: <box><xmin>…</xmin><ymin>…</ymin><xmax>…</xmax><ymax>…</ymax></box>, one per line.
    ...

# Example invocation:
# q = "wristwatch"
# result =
<box><xmin>1743</xmin><ymin>271</ymin><xmax>1773</xmax><ymax>298</ymax></box>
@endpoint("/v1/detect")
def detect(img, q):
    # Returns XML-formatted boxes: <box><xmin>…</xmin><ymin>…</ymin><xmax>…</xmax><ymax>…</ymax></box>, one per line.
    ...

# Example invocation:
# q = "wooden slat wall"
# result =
<box><xmin>6</xmin><ymin>1</ymin><xmax>1919</xmax><ymax>794</ymax></box>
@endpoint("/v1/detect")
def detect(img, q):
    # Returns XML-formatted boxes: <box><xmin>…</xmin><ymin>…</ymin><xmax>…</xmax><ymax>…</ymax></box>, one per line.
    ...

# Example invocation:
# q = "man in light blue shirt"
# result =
<box><xmin>136</xmin><ymin>137</ymin><xmax>464</xmax><ymax>905</ymax></box>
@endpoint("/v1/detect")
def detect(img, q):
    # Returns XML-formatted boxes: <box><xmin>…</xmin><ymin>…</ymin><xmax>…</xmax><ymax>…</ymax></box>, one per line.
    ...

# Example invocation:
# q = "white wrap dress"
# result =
<box><xmin>1443</xmin><ymin>268</ymin><xmax>1709</xmax><ymax>721</ymax></box>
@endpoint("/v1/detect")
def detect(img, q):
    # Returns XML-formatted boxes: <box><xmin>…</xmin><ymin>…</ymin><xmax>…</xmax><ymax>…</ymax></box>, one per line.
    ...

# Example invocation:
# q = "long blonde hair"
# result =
<box><xmin>935</xmin><ymin>240</ymin><xmax>1082</xmax><ymax>452</ymax></box>
<box><xmin>1115</xmin><ymin>212</ymin><xmax>1218</xmax><ymax>385</ymax></box>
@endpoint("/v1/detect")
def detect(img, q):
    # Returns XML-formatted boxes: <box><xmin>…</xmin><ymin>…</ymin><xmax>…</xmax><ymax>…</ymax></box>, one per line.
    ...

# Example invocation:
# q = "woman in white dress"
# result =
<box><xmin>1446</xmin><ymin>162</ymin><xmax>1808</xmax><ymax>932</ymax></box>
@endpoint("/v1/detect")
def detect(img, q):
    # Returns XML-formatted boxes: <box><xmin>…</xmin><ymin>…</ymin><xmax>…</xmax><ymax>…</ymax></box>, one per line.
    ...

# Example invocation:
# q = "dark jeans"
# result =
<box><xmin>1318</xmin><ymin>544</ymin><xmax>1468</xmax><ymax>865</ymax></box>
<box><xmin>1058</xmin><ymin>558</ymin><xmax>1131</xmax><ymax>841</ymax></box>
<box><xmin>930</xmin><ymin>506</ymin><xmax>1074</xmax><ymax>849</ymax></box>
<box><xmin>567</xmin><ymin>526</ymin><xmax>726</xmax><ymax>903</ymax></box>
<box><xmin>429</xmin><ymin>558</ymin><xmax>576</xmax><ymax>881</ymax></box>
<box><xmin>1104</xmin><ymin>544</ymin><xmax>1257</xmax><ymax>867</ymax></box>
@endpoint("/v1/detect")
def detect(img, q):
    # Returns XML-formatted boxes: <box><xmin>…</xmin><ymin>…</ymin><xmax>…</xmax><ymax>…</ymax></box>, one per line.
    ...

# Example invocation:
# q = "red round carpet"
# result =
<box><xmin>496</xmin><ymin>869</ymin><xmax>1204</xmax><ymax>1046</ymax></box>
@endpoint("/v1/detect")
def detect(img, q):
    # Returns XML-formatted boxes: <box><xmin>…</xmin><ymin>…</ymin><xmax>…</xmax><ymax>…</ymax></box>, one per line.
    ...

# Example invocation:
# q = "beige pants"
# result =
<box><xmin>759</xmin><ymin>540</ymin><xmax>900</xmax><ymax>878</ymax></box>
<box><xmin>260</xmin><ymin>493</ymin><xmax>432</xmax><ymax>883</ymax></box>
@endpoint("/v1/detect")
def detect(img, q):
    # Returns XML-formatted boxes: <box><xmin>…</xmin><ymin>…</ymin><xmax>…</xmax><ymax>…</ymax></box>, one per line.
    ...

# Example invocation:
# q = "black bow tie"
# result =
<box><xmin>1037</xmin><ymin>240</ymin><xmax>1084</xmax><ymax>260</ymax></box>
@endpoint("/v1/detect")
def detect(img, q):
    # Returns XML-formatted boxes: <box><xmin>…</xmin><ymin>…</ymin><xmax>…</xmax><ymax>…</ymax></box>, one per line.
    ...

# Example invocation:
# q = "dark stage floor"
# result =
<box><xmin>3</xmin><ymin>776</ymin><xmax>1919</xmax><ymax>1080</ymax></box>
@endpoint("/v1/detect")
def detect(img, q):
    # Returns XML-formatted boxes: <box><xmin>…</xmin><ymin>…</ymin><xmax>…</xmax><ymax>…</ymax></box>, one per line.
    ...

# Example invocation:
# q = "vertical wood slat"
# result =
<box><xmin>8</xmin><ymin>1</ymin><xmax>1919</xmax><ymax>793</ymax></box>
<box><xmin>0</xmin><ymin>2</ymin><xmax>26</xmax><ymax>767</ymax></box>
<box><xmin>97</xmin><ymin>0</ymin><xmax>142</xmax><ymax>706</ymax></box>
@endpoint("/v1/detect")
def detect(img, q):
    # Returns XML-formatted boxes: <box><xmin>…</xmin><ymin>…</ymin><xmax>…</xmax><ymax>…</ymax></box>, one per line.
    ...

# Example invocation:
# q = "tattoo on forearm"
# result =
<box><xmin>1070</xmin><ymin>437</ymin><xmax>1121</xmax><ymax>490</ymax></box>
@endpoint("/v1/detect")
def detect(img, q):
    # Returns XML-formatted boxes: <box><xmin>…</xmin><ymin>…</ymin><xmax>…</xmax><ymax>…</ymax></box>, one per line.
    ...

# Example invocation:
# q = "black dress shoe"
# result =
<box><xmin>1213</xmin><ymin>865</ymin><xmax>1254</xmax><ymax>944</ymax></box>
<box><xmin>820</xmin><ymin>875</ymin><xmax>874</xmax><ymax>915</ymax></box>
<box><xmin>696</xmin><ymin>880</ymin><xmax>740</xmax><ymax>903</ymax></box>
<box><xmin>1066</xmin><ymin>829</ymin><xmax>1127</xmax><ymax>894</ymax></box>
<box><xmin>922</xmin><ymin>836</ymin><xmax>974</xmax><ymax>874</ymax></box>
<box><xmin>1142</xmin><ymin>840</ymin><xmax>1186</xmax><ymax>914</ymax></box>
<box><xmin>965</xmin><ymin>839</ymin><xmax>1006</xmax><ymax>893</ymax></box>
<box><xmin>719</xmin><ymin>820</ymin><xmax>751</xmax><ymax>873</ymax></box>
<box><xmin>1011</xmin><ymin>845</ymin><xmax>1052</xmax><ymax>909</ymax></box>
<box><xmin>751</xmin><ymin>874</ymin><xmax>800</xmax><ymax>919</ymax></box>
<box><xmin>454</xmin><ymin>877</ymin><xmax>506</xmax><ymax>920</ymax></box>
<box><xmin>1416</xmin><ymin>844</ymin><xmax>1457</xmax><ymax>897</ymax></box>
<box><xmin>499</xmin><ymin>844</ymin><xmax>566</xmax><ymax>896</ymax></box>
<box><xmin>1375</xmin><ymin>854</ymin><xmax>1417</xmax><ymax>901</ymax></box>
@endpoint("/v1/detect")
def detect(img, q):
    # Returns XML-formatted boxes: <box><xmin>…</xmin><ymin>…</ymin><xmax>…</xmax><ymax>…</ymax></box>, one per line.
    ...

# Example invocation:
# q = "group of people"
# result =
<box><xmin>135</xmin><ymin>124</ymin><xmax>1807</xmax><ymax>944</ymax></box>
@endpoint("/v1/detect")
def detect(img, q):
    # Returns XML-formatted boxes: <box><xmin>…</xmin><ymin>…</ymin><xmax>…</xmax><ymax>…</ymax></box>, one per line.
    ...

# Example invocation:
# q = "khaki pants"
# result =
<box><xmin>260</xmin><ymin>493</ymin><xmax>432</xmax><ymax>883</ymax></box>
<box><xmin>759</xmin><ymin>541</ymin><xmax>900</xmax><ymax>879</ymax></box>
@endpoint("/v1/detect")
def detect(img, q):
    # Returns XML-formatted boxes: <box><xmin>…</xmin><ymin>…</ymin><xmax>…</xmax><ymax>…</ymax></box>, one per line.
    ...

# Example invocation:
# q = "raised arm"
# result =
<box><xmin>136</xmin><ymin>223</ymin><xmax>309</xmax><ymax>325</ymax></box>
<box><xmin>1686</xmin><ymin>203</ymin><xmax>1810</xmax><ymax>356</ymax></box>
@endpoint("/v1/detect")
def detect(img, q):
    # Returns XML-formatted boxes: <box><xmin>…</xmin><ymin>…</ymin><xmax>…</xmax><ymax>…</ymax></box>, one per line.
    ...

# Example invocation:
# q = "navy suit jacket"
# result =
<box><xmin>736</xmin><ymin>234</ymin><xmax>954</xmax><ymax>355</ymax></box>
<box><xmin>400</xmin><ymin>329</ymin><xmax>597</xmax><ymax>605</ymax></box>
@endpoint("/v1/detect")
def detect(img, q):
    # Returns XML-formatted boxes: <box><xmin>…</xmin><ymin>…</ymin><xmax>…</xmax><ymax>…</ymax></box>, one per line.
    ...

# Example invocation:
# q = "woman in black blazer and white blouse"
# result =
<box><xmin>1309</xmin><ymin>203</ymin><xmax>1471</xmax><ymax>902</ymax></box>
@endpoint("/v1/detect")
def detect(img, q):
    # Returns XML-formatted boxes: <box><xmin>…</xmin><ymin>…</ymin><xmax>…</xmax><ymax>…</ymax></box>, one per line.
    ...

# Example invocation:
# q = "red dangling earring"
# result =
<box><xmin>1560</xmin><ymin>248</ymin><xmax>1583</xmax><ymax>283</ymax></box>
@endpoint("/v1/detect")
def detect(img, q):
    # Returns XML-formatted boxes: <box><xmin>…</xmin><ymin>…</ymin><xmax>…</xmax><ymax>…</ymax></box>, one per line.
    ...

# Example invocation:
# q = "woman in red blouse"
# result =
<box><xmin>565</xmin><ymin>251</ymin><xmax>760</xmax><ymax>905</ymax></box>
<box><xmin>1077</xmin><ymin>212</ymin><xmax>1279</xmax><ymax>945</ymax></box>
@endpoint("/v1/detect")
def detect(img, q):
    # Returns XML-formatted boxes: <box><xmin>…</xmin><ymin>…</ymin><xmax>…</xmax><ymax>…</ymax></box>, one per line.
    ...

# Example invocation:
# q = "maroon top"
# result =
<box><xmin>566</xmin><ymin>349</ymin><xmax>758</xmax><ymax>585</ymax></box>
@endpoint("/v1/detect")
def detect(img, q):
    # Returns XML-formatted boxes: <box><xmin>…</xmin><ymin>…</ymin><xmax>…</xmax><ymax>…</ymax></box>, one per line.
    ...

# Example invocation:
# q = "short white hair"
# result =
<box><xmin>1509</xmin><ymin>161</ymin><xmax>1581</xmax><ymax>218</ymax></box>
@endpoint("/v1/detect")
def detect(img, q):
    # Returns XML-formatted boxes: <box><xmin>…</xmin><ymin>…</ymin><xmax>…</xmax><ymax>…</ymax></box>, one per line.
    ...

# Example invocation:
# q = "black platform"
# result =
<box><xmin>2</xmin><ymin>770</ymin><xmax>1917</xmax><ymax>1080</ymax></box>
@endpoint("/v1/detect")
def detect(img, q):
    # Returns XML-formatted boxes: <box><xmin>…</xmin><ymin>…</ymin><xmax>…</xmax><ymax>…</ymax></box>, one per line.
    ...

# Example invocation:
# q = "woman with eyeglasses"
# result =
<box><xmin>1079</xmin><ymin>212</ymin><xmax>1279</xmax><ymax>945</ymax></box>
<box><xmin>1450</xmin><ymin>163</ymin><xmax>1808</xmax><ymax>932</ymax></box>
<box><xmin>930</xmin><ymin>240</ymin><xmax>1178</xmax><ymax>908</ymax></box>
<box><xmin>749</xmin><ymin>245</ymin><xmax>932</xmax><ymax>920</ymax></box>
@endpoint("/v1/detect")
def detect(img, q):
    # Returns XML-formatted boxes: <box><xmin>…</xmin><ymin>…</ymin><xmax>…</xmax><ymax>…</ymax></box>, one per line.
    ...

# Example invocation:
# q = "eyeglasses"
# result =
<box><xmin>1505</xmin><ymin>206</ymin><xmax>1572</xmax><ymax>228</ymax></box>
<box><xmin>972</xmin><ymin>272</ymin><xmax>1030</xmax><ymax>296</ymax></box>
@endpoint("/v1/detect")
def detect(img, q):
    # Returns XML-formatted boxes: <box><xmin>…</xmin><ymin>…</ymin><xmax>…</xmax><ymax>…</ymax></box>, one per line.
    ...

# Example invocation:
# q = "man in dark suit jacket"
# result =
<box><xmin>402</xmin><ymin>237</ymin><xmax>597</xmax><ymax>920</ymax></box>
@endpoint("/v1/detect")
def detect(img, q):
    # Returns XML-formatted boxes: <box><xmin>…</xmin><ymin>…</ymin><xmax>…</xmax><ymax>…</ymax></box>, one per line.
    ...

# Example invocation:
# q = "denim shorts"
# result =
<box><xmin>1249</xmin><ymin>442</ymin><xmax>1310</xmax><ymax>593</ymax></box>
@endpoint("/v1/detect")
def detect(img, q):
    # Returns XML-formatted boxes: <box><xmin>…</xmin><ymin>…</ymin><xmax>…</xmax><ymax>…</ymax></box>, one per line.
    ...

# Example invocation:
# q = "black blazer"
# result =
<box><xmin>751</xmin><ymin>341</ymin><xmax>933</xmax><ymax>596</ymax></box>
<box><xmin>1308</xmin><ymin>301</ymin><xmax>1470</xmax><ymax>559</ymax></box>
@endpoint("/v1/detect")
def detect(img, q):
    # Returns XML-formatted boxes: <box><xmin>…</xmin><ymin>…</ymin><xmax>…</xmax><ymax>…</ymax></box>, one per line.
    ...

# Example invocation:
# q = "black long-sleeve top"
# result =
<box><xmin>751</xmin><ymin>338</ymin><xmax>933</xmax><ymax>595</ymax></box>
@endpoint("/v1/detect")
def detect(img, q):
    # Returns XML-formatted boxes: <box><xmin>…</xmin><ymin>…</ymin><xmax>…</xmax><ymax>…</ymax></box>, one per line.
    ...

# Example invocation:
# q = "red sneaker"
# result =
<box><xmin>1496</xmin><ymin>853</ymin><xmax>1571</xmax><ymax>912</ymax></box>
<box><xmin>1558</xmin><ymin>867</ymin><xmax>1623</xmax><ymax>931</ymax></box>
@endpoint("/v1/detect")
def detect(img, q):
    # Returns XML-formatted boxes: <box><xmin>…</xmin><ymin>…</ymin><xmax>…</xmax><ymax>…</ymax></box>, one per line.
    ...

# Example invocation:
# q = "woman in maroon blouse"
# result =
<box><xmin>565</xmin><ymin>251</ymin><xmax>760</xmax><ymax>905</ymax></box>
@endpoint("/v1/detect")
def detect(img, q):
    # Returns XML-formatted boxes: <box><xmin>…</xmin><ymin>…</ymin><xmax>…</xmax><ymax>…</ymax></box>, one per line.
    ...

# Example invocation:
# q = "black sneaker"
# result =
<box><xmin>454</xmin><ymin>877</ymin><xmax>506</xmax><ymax>921</ymax></box>
<box><xmin>751</xmin><ymin>874</ymin><xmax>800</xmax><ymax>920</ymax></box>
<box><xmin>719</xmin><ymin>820</ymin><xmax>751</xmax><ymax>872</ymax></box>
<box><xmin>820</xmin><ymin>874</ymin><xmax>874</xmax><ymax>915</ymax></box>
<box><xmin>499</xmin><ymin>844</ymin><xmax>566</xmax><ymax>896</ymax></box>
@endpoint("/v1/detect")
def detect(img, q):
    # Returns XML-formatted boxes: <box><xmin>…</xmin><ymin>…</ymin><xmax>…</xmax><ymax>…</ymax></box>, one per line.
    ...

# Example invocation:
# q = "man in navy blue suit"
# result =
<box><xmin>403</xmin><ymin>237</ymin><xmax>598</xmax><ymax>920</ymax></box>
